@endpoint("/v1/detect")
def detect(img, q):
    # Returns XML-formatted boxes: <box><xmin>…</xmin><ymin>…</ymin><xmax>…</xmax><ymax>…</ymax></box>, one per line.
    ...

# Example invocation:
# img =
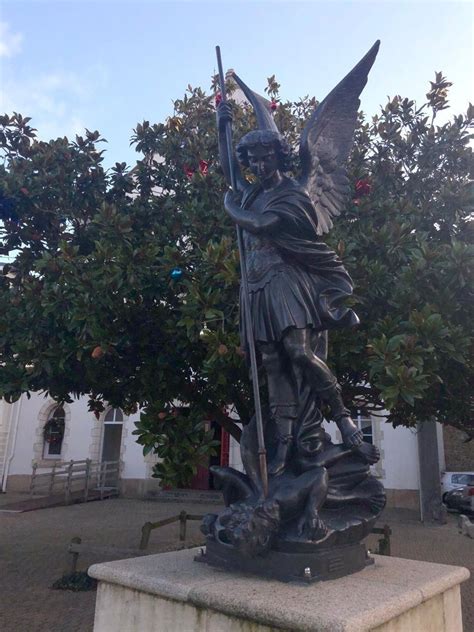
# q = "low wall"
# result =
<box><xmin>5</xmin><ymin>474</ymin><xmax>30</xmax><ymax>492</ymax></box>
<box><xmin>385</xmin><ymin>488</ymin><xmax>420</xmax><ymax>511</ymax></box>
<box><xmin>119</xmin><ymin>477</ymin><xmax>163</xmax><ymax>498</ymax></box>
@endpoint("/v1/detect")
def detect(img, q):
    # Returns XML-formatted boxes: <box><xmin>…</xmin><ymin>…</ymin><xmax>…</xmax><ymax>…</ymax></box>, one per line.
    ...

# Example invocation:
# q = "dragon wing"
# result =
<box><xmin>299</xmin><ymin>41</ymin><xmax>380</xmax><ymax>235</ymax></box>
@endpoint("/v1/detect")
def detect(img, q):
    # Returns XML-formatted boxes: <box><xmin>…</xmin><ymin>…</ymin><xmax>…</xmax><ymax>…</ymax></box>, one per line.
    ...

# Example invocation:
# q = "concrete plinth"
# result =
<box><xmin>89</xmin><ymin>547</ymin><xmax>469</xmax><ymax>632</ymax></box>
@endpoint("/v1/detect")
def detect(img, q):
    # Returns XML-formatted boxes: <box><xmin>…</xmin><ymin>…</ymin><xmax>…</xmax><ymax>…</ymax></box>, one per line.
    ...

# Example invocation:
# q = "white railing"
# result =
<box><xmin>30</xmin><ymin>459</ymin><xmax>120</xmax><ymax>504</ymax></box>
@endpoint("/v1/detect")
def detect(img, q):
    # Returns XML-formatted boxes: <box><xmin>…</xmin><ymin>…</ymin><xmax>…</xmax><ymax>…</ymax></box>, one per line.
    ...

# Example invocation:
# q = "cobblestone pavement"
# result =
<box><xmin>1</xmin><ymin>498</ymin><xmax>472</xmax><ymax>632</ymax></box>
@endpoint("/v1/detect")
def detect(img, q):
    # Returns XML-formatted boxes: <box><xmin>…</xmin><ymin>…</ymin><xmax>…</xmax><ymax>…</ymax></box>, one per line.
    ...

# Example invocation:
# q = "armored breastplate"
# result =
<box><xmin>243</xmin><ymin>230</ymin><xmax>286</xmax><ymax>286</ymax></box>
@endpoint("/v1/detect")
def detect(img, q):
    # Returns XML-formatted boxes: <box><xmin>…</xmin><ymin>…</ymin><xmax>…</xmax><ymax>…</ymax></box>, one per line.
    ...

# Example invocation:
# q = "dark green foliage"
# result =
<box><xmin>327</xmin><ymin>74</ymin><xmax>473</xmax><ymax>435</ymax></box>
<box><xmin>51</xmin><ymin>571</ymin><xmax>97</xmax><ymax>592</ymax></box>
<box><xmin>0</xmin><ymin>74</ymin><xmax>472</xmax><ymax>487</ymax></box>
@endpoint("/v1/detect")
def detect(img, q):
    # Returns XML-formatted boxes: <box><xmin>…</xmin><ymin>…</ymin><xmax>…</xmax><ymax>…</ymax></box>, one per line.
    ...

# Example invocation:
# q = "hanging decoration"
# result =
<box><xmin>199</xmin><ymin>322</ymin><xmax>212</xmax><ymax>341</ymax></box>
<box><xmin>43</xmin><ymin>416</ymin><xmax>65</xmax><ymax>445</ymax></box>
<box><xmin>199</xmin><ymin>159</ymin><xmax>209</xmax><ymax>176</ymax></box>
<box><xmin>170</xmin><ymin>267</ymin><xmax>183</xmax><ymax>280</ymax></box>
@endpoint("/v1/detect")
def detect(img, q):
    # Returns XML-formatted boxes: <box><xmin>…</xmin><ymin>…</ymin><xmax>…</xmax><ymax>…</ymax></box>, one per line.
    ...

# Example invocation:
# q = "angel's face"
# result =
<box><xmin>247</xmin><ymin>144</ymin><xmax>280</xmax><ymax>186</ymax></box>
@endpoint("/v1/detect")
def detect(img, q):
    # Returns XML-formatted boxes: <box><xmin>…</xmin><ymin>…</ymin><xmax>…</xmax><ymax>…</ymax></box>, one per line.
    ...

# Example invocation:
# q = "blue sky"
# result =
<box><xmin>1</xmin><ymin>1</ymin><xmax>473</xmax><ymax>168</ymax></box>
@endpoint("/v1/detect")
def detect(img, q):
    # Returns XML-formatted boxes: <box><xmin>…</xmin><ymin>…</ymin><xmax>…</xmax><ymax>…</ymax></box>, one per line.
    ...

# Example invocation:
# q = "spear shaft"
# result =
<box><xmin>215</xmin><ymin>45</ymin><xmax>268</xmax><ymax>498</ymax></box>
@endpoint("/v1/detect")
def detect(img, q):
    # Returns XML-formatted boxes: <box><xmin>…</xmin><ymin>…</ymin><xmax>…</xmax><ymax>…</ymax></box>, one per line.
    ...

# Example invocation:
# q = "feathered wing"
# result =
<box><xmin>299</xmin><ymin>41</ymin><xmax>380</xmax><ymax>235</ymax></box>
<box><xmin>232</xmin><ymin>72</ymin><xmax>279</xmax><ymax>133</ymax></box>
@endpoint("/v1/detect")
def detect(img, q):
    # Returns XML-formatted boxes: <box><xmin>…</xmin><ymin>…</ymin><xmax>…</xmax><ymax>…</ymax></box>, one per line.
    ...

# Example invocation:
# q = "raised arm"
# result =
<box><xmin>217</xmin><ymin>102</ymin><xmax>246</xmax><ymax>192</ymax></box>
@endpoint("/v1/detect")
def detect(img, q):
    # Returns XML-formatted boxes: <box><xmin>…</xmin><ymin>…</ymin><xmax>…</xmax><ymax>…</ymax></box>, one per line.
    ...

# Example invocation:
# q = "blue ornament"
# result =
<box><xmin>170</xmin><ymin>267</ymin><xmax>183</xmax><ymax>280</ymax></box>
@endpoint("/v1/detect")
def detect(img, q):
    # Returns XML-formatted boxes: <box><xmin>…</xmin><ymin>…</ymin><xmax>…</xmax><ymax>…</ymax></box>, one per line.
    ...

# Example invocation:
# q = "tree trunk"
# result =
<box><xmin>416</xmin><ymin>420</ymin><xmax>447</xmax><ymax>524</ymax></box>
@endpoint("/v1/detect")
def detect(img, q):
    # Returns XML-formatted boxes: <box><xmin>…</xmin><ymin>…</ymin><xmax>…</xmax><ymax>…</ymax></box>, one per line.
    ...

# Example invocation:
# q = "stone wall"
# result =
<box><xmin>443</xmin><ymin>426</ymin><xmax>474</xmax><ymax>472</ymax></box>
<box><xmin>384</xmin><ymin>488</ymin><xmax>419</xmax><ymax>511</ymax></box>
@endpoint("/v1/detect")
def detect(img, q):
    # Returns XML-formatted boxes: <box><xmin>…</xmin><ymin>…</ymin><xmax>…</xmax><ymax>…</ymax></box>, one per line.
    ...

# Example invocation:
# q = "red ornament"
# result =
<box><xmin>199</xmin><ymin>159</ymin><xmax>209</xmax><ymax>176</ymax></box>
<box><xmin>215</xmin><ymin>93</ymin><xmax>222</xmax><ymax>107</ymax></box>
<box><xmin>354</xmin><ymin>179</ymin><xmax>372</xmax><ymax>197</ymax></box>
<box><xmin>91</xmin><ymin>346</ymin><xmax>104</xmax><ymax>359</ymax></box>
<box><xmin>184</xmin><ymin>165</ymin><xmax>195</xmax><ymax>180</ymax></box>
<box><xmin>270</xmin><ymin>100</ymin><xmax>278</xmax><ymax>111</ymax></box>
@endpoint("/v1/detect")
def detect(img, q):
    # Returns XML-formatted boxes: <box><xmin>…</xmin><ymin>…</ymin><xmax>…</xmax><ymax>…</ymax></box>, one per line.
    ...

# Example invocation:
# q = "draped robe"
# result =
<box><xmin>239</xmin><ymin>177</ymin><xmax>359</xmax><ymax>348</ymax></box>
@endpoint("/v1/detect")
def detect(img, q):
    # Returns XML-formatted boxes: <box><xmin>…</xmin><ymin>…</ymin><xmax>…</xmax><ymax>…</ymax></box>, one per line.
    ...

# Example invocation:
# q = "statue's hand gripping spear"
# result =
<box><xmin>215</xmin><ymin>46</ymin><xmax>269</xmax><ymax>498</ymax></box>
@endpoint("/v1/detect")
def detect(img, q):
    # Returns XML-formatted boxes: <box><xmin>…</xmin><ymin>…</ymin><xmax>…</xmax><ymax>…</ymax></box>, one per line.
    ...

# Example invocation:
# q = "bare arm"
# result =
<box><xmin>224</xmin><ymin>191</ymin><xmax>281</xmax><ymax>234</ymax></box>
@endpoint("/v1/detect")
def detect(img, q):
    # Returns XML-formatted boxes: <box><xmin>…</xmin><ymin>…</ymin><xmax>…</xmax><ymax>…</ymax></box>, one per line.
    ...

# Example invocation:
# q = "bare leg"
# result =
<box><xmin>271</xmin><ymin>467</ymin><xmax>329</xmax><ymax>540</ymax></box>
<box><xmin>297</xmin><ymin>467</ymin><xmax>329</xmax><ymax>540</ymax></box>
<box><xmin>282</xmin><ymin>328</ymin><xmax>362</xmax><ymax>448</ymax></box>
<box><xmin>260</xmin><ymin>342</ymin><xmax>298</xmax><ymax>476</ymax></box>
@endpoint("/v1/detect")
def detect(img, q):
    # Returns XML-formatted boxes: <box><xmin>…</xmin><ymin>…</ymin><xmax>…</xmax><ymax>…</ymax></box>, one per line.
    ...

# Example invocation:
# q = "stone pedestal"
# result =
<box><xmin>89</xmin><ymin>547</ymin><xmax>469</xmax><ymax>632</ymax></box>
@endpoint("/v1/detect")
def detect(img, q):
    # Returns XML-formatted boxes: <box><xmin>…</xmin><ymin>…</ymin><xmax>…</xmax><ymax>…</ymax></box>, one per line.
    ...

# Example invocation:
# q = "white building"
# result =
<box><xmin>0</xmin><ymin>392</ymin><xmax>447</xmax><ymax>511</ymax></box>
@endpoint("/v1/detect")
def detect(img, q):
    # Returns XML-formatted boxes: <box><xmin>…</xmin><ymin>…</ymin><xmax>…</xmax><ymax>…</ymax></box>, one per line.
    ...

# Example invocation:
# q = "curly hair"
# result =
<box><xmin>236</xmin><ymin>130</ymin><xmax>293</xmax><ymax>173</ymax></box>
<box><xmin>220</xmin><ymin>499</ymin><xmax>281</xmax><ymax>557</ymax></box>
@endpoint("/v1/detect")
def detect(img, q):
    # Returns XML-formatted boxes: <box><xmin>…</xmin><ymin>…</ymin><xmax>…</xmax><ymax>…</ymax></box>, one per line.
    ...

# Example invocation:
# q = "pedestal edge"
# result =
<box><xmin>89</xmin><ymin>548</ymin><xmax>470</xmax><ymax>632</ymax></box>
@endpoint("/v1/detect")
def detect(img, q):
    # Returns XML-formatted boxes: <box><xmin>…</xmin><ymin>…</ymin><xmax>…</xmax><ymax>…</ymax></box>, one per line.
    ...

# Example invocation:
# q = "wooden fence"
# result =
<box><xmin>66</xmin><ymin>511</ymin><xmax>204</xmax><ymax>573</ymax></box>
<box><xmin>30</xmin><ymin>459</ymin><xmax>120</xmax><ymax>504</ymax></box>
<box><xmin>139</xmin><ymin>510</ymin><xmax>204</xmax><ymax>550</ymax></box>
<box><xmin>65</xmin><ymin>517</ymin><xmax>392</xmax><ymax>575</ymax></box>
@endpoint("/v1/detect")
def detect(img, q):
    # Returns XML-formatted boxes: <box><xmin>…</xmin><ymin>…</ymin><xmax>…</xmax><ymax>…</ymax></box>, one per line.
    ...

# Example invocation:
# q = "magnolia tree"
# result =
<box><xmin>0</xmin><ymin>73</ymin><xmax>472</xmax><ymax>487</ymax></box>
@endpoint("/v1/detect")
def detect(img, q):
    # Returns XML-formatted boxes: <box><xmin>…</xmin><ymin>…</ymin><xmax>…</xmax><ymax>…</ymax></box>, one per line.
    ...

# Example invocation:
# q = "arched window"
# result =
<box><xmin>43</xmin><ymin>406</ymin><xmax>65</xmax><ymax>459</ymax></box>
<box><xmin>104</xmin><ymin>408</ymin><xmax>123</xmax><ymax>423</ymax></box>
<box><xmin>101</xmin><ymin>408</ymin><xmax>123</xmax><ymax>462</ymax></box>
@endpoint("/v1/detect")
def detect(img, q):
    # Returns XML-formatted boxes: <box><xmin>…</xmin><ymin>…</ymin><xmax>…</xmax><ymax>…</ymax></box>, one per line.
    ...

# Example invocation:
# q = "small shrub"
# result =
<box><xmin>52</xmin><ymin>571</ymin><xmax>97</xmax><ymax>592</ymax></box>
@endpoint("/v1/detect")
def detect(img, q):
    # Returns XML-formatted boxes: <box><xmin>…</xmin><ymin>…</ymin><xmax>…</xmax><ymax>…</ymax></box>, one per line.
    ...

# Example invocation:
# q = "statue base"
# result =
<box><xmin>89</xmin><ymin>547</ymin><xmax>469</xmax><ymax>632</ymax></box>
<box><xmin>197</xmin><ymin>539</ymin><xmax>372</xmax><ymax>583</ymax></box>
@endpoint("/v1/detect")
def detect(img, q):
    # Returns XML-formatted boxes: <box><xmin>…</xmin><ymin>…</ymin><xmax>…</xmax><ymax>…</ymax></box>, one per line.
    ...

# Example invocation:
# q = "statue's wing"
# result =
<box><xmin>232</xmin><ymin>72</ymin><xmax>279</xmax><ymax>133</ymax></box>
<box><xmin>299</xmin><ymin>41</ymin><xmax>380</xmax><ymax>235</ymax></box>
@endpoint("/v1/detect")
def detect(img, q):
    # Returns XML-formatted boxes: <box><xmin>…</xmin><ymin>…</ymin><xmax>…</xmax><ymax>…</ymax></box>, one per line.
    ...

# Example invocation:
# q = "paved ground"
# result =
<box><xmin>367</xmin><ymin>511</ymin><xmax>474</xmax><ymax>631</ymax></box>
<box><xmin>0</xmin><ymin>496</ymin><xmax>472</xmax><ymax>632</ymax></box>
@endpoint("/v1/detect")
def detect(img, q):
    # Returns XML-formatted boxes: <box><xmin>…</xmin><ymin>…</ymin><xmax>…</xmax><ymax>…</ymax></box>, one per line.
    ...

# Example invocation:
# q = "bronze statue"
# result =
<box><xmin>199</xmin><ymin>41</ymin><xmax>386</xmax><ymax>582</ymax></box>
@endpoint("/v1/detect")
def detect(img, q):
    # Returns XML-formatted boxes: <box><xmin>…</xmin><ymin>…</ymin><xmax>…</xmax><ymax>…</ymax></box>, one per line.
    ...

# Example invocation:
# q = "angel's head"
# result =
<box><xmin>236</xmin><ymin>130</ymin><xmax>292</xmax><ymax>180</ymax></box>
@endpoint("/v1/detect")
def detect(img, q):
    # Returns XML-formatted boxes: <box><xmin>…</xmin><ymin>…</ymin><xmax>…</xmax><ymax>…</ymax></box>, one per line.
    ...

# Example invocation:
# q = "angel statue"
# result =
<box><xmin>217</xmin><ymin>42</ymin><xmax>380</xmax><ymax>477</ymax></box>
<box><xmin>198</xmin><ymin>42</ymin><xmax>385</xmax><ymax>582</ymax></box>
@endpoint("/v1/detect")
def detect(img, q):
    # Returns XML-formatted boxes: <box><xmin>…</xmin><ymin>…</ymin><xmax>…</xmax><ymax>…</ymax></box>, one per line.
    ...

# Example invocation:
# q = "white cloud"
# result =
<box><xmin>0</xmin><ymin>22</ymin><xmax>23</xmax><ymax>58</ymax></box>
<box><xmin>0</xmin><ymin>65</ymin><xmax>108</xmax><ymax>141</ymax></box>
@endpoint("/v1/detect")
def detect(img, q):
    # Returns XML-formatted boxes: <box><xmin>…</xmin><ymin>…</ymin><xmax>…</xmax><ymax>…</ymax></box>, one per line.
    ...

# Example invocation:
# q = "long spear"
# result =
<box><xmin>215</xmin><ymin>45</ymin><xmax>268</xmax><ymax>498</ymax></box>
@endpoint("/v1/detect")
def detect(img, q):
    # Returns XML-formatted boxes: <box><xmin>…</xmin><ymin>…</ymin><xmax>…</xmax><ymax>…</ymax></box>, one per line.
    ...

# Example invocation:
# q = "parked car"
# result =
<box><xmin>440</xmin><ymin>472</ymin><xmax>474</xmax><ymax>500</ymax></box>
<box><xmin>443</xmin><ymin>486</ymin><xmax>474</xmax><ymax>516</ymax></box>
